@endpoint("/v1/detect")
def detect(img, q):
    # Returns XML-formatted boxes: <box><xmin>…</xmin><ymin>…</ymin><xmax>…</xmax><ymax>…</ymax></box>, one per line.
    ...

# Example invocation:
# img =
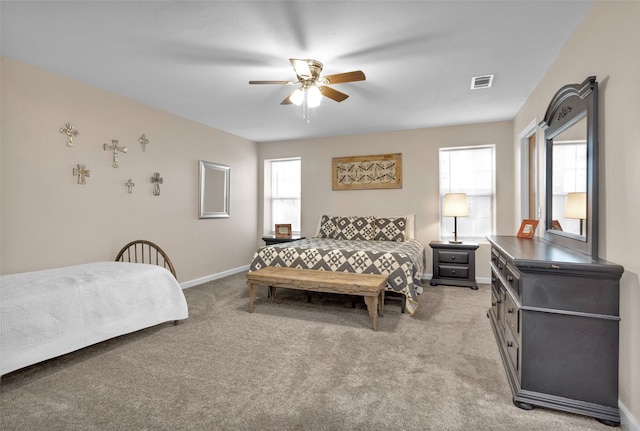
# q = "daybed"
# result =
<box><xmin>249</xmin><ymin>215</ymin><xmax>426</xmax><ymax>314</ymax></box>
<box><xmin>0</xmin><ymin>240</ymin><xmax>188</xmax><ymax>376</ymax></box>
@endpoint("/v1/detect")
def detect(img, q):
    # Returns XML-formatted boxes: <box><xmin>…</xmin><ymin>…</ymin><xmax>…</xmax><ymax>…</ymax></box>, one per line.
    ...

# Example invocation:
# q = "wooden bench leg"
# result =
<box><xmin>379</xmin><ymin>291</ymin><xmax>384</xmax><ymax>317</ymax></box>
<box><xmin>248</xmin><ymin>282</ymin><xmax>258</xmax><ymax>313</ymax></box>
<box><xmin>363</xmin><ymin>295</ymin><xmax>379</xmax><ymax>331</ymax></box>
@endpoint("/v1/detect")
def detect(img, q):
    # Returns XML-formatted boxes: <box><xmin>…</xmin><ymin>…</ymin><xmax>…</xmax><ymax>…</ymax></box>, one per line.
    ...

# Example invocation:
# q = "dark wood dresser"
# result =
<box><xmin>487</xmin><ymin>235</ymin><xmax>623</xmax><ymax>426</ymax></box>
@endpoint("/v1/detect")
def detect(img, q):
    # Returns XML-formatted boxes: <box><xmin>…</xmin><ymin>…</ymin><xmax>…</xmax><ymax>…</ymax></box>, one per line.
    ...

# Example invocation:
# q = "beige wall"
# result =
<box><xmin>0</xmin><ymin>57</ymin><xmax>259</xmax><ymax>283</ymax></box>
<box><xmin>258</xmin><ymin>121</ymin><xmax>515</xmax><ymax>281</ymax></box>
<box><xmin>513</xmin><ymin>1</ymin><xmax>640</xmax><ymax>427</ymax></box>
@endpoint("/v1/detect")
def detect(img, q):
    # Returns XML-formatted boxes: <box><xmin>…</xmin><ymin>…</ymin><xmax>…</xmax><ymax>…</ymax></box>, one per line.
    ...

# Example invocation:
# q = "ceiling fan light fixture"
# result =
<box><xmin>307</xmin><ymin>85</ymin><xmax>322</xmax><ymax>108</ymax></box>
<box><xmin>289</xmin><ymin>88</ymin><xmax>304</xmax><ymax>106</ymax></box>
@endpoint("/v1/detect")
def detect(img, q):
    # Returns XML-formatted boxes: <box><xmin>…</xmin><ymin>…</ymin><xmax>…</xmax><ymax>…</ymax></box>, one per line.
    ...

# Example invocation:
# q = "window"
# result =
<box><xmin>264</xmin><ymin>158</ymin><xmax>301</xmax><ymax>234</ymax></box>
<box><xmin>439</xmin><ymin>146</ymin><xmax>495</xmax><ymax>240</ymax></box>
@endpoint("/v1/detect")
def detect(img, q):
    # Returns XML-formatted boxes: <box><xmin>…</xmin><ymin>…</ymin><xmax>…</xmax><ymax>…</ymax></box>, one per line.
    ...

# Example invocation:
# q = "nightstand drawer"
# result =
<box><xmin>436</xmin><ymin>250</ymin><xmax>469</xmax><ymax>264</ymax></box>
<box><xmin>437</xmin><ymin>264</ymin><xmax>469</xmax><ymax>279</ymax></box>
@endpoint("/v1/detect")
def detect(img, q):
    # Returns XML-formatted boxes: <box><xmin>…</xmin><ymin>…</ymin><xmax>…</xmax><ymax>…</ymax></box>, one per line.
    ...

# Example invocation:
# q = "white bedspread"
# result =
<box><xmin>0</xmin><ymin>261</ymin><xmax>188</xmax><ymax>375</ymax></box>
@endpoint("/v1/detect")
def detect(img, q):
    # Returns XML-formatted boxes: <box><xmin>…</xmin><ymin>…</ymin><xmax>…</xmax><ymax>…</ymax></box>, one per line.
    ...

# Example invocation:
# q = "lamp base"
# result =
<box><xmin>448</xmin><ymin>240</ymin><xmax>463</xmax><ymax>244</ymax></box>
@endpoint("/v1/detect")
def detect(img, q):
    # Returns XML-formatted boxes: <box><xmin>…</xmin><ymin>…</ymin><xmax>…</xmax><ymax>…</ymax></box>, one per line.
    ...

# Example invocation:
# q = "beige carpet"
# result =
<box><xmin>0</xmin><ymin>273</ymin><xmax>615</xmax><ymax>430</ymax></box>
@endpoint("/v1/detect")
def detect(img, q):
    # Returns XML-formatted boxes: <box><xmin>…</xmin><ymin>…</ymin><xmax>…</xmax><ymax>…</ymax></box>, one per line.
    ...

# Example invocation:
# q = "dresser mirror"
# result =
<box><xmin>540</xmin><ymin>76</ymin><xmax>598</xmax><ymax>257</ymax></box>
<box><xmin>198</xmin><ymin>160</ymin><xmax>230</xmax><ymax>219</ymax></box>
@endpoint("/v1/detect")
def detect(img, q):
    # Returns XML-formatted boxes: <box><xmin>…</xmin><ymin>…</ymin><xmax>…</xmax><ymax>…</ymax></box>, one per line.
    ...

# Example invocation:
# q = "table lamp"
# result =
<box><xmin>443</xmin><ymin>193</ymin><xmax>469</xmax><ymax>244</ymax></box>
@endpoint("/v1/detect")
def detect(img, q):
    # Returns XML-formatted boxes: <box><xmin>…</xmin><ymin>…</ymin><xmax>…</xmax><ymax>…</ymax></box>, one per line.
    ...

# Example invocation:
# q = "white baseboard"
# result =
<box><xmin>621</xmin><ymin>400</ymin><xmax>639</xmax><ymax>431</ymax></box>
<box><xmin>180</xmin><ymin>264</ymin><xmax>249</xmax><ymax>289</ymax></box>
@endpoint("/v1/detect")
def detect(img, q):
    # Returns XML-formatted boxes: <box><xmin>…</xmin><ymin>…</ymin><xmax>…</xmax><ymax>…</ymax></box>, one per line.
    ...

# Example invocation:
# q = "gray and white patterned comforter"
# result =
<box><xmin>248</xmin><ymin>238</ymin><xmax>426</xmax><ymax>315</ymax></box>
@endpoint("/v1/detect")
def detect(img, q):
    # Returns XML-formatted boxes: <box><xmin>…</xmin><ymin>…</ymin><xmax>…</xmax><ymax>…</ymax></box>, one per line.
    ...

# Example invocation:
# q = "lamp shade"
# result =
<box><xmin>564</xmin><ymin>192</ymin><xmax>586</xmax><ymax>219</ymax></box>
<box><xmin>443</xmin><ymin>193</ymin><xmax>469</xmax><ymax>217</ymax></box>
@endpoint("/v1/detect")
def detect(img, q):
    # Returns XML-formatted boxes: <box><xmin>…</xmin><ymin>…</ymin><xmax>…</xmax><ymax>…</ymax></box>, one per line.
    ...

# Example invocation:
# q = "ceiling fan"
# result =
<box><xmin>249</xmin><ymin>58</ymin><xmax>366</xmax><ymax>107</ymax></box>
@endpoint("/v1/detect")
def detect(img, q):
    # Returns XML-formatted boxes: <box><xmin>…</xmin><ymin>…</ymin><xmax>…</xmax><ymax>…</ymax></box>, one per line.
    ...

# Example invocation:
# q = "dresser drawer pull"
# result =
<box><xmin>450</xmin><ymin>256</ymin><xmax>456</xmax><ymax>260</ymax></box>
<box><xmin>508</xmin><ymin>308</ymin><xmax>514</xmax><ymax>314</ymax></box>
<box><xmin>507</xmin><ymin>341</ymin><xmax>514</xmax><ymax>348</ymax></box>
<box><xmin>507</xmin><ymin>275</ymin><xmax>513</xmax><ymax>282</ymax></box>
<box><xmin>450</xmin><ymin>270</ymin><xmax>456</xmax><ymax>275</ymax></box>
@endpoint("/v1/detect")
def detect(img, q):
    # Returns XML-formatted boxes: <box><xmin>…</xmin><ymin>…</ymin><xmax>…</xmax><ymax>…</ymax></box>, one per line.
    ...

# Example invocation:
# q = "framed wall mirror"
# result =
<box><xmin>198</xmin><ymin>160</ymin><xmax>230</xmax><ymax>219</ymax></box>
<box><xmin>540</xmin><ymin>76</ymin><xmax>598</xmax><ymax>257</ymax></box>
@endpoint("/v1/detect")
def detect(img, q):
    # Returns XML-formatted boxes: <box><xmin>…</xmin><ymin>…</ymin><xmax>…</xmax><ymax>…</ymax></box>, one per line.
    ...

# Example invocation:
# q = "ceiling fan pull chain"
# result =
<box><xmin>303</xmin><ymin>91</ymin><xmax>310</xmax><ymax>123</ymax></box>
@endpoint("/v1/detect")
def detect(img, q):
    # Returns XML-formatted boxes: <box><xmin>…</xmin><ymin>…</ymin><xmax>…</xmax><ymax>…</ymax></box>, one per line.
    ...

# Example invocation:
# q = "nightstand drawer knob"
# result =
<box><xmin>450</xmin><ymin>256</ymin><xmax>456</xmax><ymax>260</ymax></box>
<box><xmin>450</xmin><ymin>270</ymin><xmax>456</xmax><ymax>275</ymax></box>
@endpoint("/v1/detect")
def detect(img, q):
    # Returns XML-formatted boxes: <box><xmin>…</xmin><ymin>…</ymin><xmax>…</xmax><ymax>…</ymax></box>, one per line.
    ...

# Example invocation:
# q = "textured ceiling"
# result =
<box><xmin>1</xmin><ymin>1</ymin><xmax>594</xmax><ymax>143</ymax></box>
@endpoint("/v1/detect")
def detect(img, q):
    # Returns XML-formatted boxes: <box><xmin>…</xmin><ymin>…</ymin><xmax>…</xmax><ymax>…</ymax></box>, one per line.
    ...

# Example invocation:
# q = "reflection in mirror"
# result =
<box><xmin>550</xmin><ymin>115</ymin><xmax>587</xmax><ymax>237</ymax></box>
<box><xmin>199</xmin><ymin>161</ymin><xmax>230</xmax><ymax>219</ymax></box>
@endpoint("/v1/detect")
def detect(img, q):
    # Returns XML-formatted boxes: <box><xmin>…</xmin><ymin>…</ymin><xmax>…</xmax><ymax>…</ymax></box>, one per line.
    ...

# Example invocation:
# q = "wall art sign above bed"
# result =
<box><xmin>332</xmin><ymin>153</ymin><xmax>402</xmax><ymax>190</ymax></box>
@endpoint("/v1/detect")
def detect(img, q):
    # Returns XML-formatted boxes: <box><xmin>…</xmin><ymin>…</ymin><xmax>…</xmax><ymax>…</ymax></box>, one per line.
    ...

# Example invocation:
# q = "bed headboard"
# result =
<box><xmin>115</xmin><ymin>240</ymin><xmax>177</xmax><ymax>278</ymax></box>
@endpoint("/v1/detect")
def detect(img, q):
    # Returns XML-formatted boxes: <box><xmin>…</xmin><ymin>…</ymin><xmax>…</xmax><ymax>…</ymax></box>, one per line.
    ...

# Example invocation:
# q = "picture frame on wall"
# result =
<box><xmin>517</xmin><ymin>219</ymin><xmax>539</xmax><ymax>239</ymax></box>
<box><xmin>332</xmin><ymin>153</ymin><xmax>402</xmax><ymax>191</ymax></box>
<box><xmin>275</xmin><ymin>224</ymin><xmax>292</xmax><ymax>239</ymax></box>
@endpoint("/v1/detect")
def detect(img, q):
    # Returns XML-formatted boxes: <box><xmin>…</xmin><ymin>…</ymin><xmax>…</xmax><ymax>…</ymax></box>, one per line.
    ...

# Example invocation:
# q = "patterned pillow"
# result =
<box><xmin>316</xmin><ymin>215</ymin><xmax>337</xmax><ymax>238</ymax></box>
<box><xmin>334</xmin><ymin>216</ymin><xmax>375</xmax><ymax>241</ymax></box>
<box><xmin>374</xmin><ymin>217</ymin><xmax>407</xmax><ymax>242</ymax></box>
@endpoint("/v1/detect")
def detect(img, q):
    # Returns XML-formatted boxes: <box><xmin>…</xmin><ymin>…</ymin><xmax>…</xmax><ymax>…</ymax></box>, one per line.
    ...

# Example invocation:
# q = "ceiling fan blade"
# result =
<box><xmin>322</xmin><ymin>70</ymin><xmax>366</xmax><ymax>84</ymax></box>
<box><xmin>280</xmin><ymin>92</ymin><xmax>294</xmax><ymax>105</ymax></box>
<box><xmin>320</xmin><ymin>86</ymin><xmax>349</xmax><ymax>102</ymax></box>
<box><xmin>249</xmin><ymin>80</ymin><xmax>295</xmax><ymax>85</ymax></box>
<box><xmin>290</xmin><ymin>58</ymin><xmax>312</xmax><ymax>79</ymax></box>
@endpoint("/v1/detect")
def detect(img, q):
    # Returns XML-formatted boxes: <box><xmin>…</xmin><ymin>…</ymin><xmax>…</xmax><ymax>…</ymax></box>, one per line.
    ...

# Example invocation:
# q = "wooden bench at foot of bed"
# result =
<box><xmin>246</xmin><ymin>267</ymin><xmax>389</xmax><ymax>331</ymax></box>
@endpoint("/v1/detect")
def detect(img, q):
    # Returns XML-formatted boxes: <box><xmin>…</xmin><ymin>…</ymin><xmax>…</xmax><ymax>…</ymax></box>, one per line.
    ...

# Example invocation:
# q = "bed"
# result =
<box><xmin>0</xmin><ymin>240</ymin><xmax>188</xmax><ymax>376</ymax></box>
<box><xmin>249</xmin><ymin>215</ymin><xmax>426</xmax><ymax>315</ymax></box>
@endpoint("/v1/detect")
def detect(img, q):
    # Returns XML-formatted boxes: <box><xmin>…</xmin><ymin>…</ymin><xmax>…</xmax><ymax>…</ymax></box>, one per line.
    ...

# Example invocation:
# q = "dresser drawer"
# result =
<box><xmin>497</xmin><ymin>255</ymin><xmax>507</xmax><ymax>274</ymax></box>
<box><xmin>491</xmin><ymin>284</ymin><xmax>499</xmax><ymax>318</ymax></box>
<box><xmin>503</xmin><ymin>324</ymin><xmax>520</xmax><ymax>374</ymax></box>
<box><xmin>438</xmin><ymin>264</ymin><xmax>469</xmax><ymax>279</ymax></box>
<box><xmin>436</xmin><ymin>250</ymin><xmax>469</xmax><ymax>265</ymax></box>
<box><xmin>491</xmin><ymin>248</ymin><xmax>499</xmax><ymax>266</ymax></box>
<box><xmin>504</xmin><ymin>293</ymin><xmax>520</xmax><ymax>337</ymax></box>
<box><xmin>505</xmin><ymin>265</ymin><xmax>520</xmax><ymax>296</ymax></box>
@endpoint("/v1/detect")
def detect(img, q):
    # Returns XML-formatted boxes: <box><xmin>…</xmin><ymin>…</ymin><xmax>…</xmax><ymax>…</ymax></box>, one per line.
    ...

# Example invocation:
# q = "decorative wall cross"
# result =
<box><xmin>150</xmin><ymin>172</ymin><xmax>163</xmax><ymax>196</ymax></box>
<box><xmin>139</xmin><ymin>134</ymin><xmax>149</xmax><ymax>152</ymax></box>
<box><xmin>103</xmin><ymin>139</ymin><xmax>127</xmax><ymax>168</ymax></box>
<box><xmin>72</xmin><ymin>164</ymin><xmax>90</xmax><ymax>185</ymax></box>
<box><xmin>125</xmin><ymin>178</ymin><xmax>135</xmax><ymax>194</ymax></box>
<box><xmin>60</xmin><ymin>123</ymin><xmax>79</xmax><ymax>147</ymax></box>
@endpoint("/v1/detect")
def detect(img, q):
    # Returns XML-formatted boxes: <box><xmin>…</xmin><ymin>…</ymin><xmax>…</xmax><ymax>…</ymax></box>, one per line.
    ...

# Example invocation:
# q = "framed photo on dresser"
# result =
<box><xmin>517</xmin><ymin>219</ymin><xmax>539</xmax><ymax>238</ymax></box>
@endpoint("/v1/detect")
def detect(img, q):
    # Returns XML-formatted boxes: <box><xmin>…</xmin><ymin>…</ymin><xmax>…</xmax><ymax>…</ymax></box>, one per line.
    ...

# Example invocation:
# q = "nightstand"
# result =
<box><xmin>261</xmin><ymin>235</ymin><xmax>305</xmax><ymax>246</ymax></box>
<box><xmin>429</xmin><ymin>241</ymin><xmax>479</xmax><ymax>289</ymax></box>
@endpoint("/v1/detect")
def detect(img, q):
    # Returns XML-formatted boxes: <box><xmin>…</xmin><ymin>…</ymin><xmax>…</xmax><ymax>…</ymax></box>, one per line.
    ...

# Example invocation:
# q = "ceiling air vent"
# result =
<box><xmin>471</xmin><ymin>74</ymin><xmax>494</xmax><ymax>90</ymax></box>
